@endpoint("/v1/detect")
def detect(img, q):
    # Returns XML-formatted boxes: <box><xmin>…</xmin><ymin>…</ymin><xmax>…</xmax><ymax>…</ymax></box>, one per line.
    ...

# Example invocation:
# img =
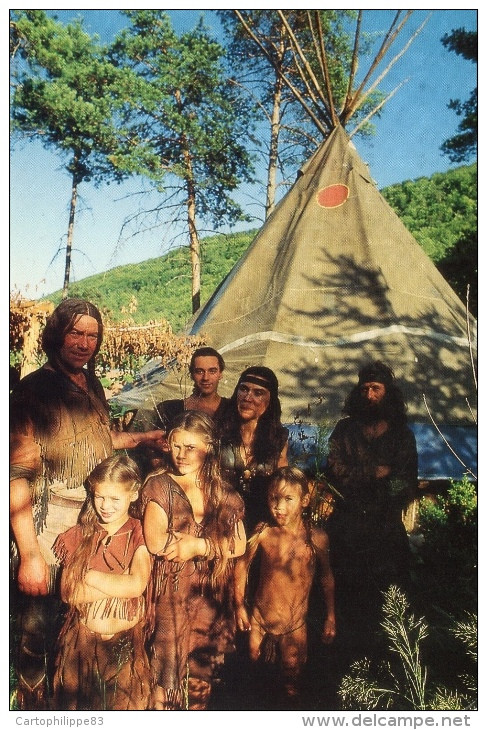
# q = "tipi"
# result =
<box><xmin>112</xmin><ymin>12</ymin><xmax>477</xmax><ymax>479</ymax></box>
<box><xmin>112</xmin><ymin>125</ymin><xmax>476</xmax><ymax>478</ymax></box>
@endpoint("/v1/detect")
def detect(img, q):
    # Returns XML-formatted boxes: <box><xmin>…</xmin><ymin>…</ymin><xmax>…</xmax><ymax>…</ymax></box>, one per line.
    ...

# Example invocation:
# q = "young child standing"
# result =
<box><xmin>234</xmin><ymin>466</ymin><xmax>336</xmax><ymax>703</ymax></box>
<box><xmin>142</xmin><ymin>411</ymin><xmax>246</xmax><ymax>711</ymax></box>
<box><xmin>52</xmin><ymin>455</ymin><xmax>151</xmax><ymax>710</ymax></box>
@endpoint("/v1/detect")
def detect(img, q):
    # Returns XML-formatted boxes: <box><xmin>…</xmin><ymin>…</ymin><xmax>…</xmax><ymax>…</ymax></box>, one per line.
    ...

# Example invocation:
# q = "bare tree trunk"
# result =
<box><xmin>182</xmin><ymin>141</ymin><xmax>200</xmax><ymax>314</ymax></box>
<box><xmin>62</xmin><ymin>167</ymin><xmax>78</xmax><ymax>299</ymax></box>
<box><xmin>265</xmin><ymin>31</ymin><xmax>286</xmax><ymax>219</ymax></box>
<box><xmin>187</xmin><ymin>183</ymin><xmax>200</xmax><ymax>314</ymax></box>
<box><xmin>175</xmin><ymin>88</ymin><xmax>202</xmax><ymax>315</ymax></box>
<box><xmin>265</xmin><ymin>72</ymin><xmax>283</xmax><ymax>219</ymax></box>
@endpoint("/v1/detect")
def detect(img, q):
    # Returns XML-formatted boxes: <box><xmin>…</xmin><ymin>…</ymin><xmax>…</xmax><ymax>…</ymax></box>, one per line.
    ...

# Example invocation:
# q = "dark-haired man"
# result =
<box><xmin>154</xmin><ymin>347</ymin><xmax>231</xmax><ymax>433</ymax></box>
<box><xmin>324</xmin><ymin>361</ymin><xmax>418</xmax><ymax>662</ymax></box>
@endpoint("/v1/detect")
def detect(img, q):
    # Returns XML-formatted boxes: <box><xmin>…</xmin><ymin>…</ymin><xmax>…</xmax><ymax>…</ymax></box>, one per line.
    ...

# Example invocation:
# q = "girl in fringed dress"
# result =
<box><xmin>52</xmin><ymin>455</ymin><xmax>151</xmax><ymax>710</ymax></box>
<box><xmin>142</xmin><ymin>411</ymin><xmax>246</xmax><ymax>710</ymax></box>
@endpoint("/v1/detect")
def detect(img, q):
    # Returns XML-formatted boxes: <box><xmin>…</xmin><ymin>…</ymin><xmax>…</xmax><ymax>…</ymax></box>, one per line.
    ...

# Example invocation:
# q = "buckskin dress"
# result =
<box><xmin>52</xmin><ymin>517</ymin><xmax>151</xmax><ymax>711</ymax></box>
<box><xmin>141</xmin><ymin>472</ymin><xmax>244</xmax><ymax>709</ymax></box>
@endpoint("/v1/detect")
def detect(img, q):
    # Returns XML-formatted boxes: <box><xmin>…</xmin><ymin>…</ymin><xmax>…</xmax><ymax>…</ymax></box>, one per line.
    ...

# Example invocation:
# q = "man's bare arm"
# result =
<box><xmin>110</xmin><ymin>429</ymin><xmax>166</xmax><ymax>452</ymax></box>
<box><xmin>10</xmin><ymin>477</ymin><xmax>49</xmax><ymax>595</ymax></box>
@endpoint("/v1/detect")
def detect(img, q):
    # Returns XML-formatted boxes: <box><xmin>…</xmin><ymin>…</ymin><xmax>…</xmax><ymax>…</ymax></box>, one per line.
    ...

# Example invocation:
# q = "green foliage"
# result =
<box><xmin>382</xmin><ymin>164</ymin><xmax>477</xmax><ymax>314</ymax></box>
<box><xmin>436</xmin><ymin>228</ymin><xmax>477</xmax><ymax>317</ymax></box>
<box><xmin>218</xmin><ymin>9</ymin><xmax>387</xmax><ymax>217</ymax></box>
<box><xmin>339</xmin><ymin>476</ymin><xmax>478</xmax><ymax>711</ymax></box>
<box><xmin>44</xmin><ymin>161</ymin><xmax>477</xmax><ymax>330</ymax></box>
<box><xmin>440</xmin><ymin>28</ymin><xmax>477</xmax><ymax>164</ymax></box>
<box><xmin>382</xmin><ymin>165</ymin><xmax>476</xmax><ymax>262</ymax></box>
<box><xmin>339</xmin><ymin>586</ymin><xmax>477</xmax><ymax>711</ymax></box>
<box><xmin>10</xmin><ymin>10</ymin><xmax>126</xmax><ymax>186</ymax></box>
<box><xmin>416</xmin><ymin>476</ymin><xmax>477</xmax><ymax>614</ymax></box>
<box><xmin>442</xmin><ymin>28</ymin><xmax>477</xmax><ymax>62</ymax></box>
<box><xmin>339</xmin><ymin>586</ymin><xmax>428</xmax><ymax>710</ymax></box>
<box><xmin>108</xmin><ymin>10</ymin><xmax>256</xmax><ymax>227</ymax></box>
<box><xmin>440</xmin><ymin>90</ymin><xmax>477</xmax><ymax>165</ymax></box>
<box><xmin>102</xmin><ymin>9</ymin><xmax>257</xmax><ymax>313</ymax></box>
<box><xmin>219</xmin><ymin>10</ymin><xmax>360</xmax><ymax>151</ymax></box>
<box><xmin>10</xmin><ymin>9</ymin><xmax>132</xmax><ymax>294</ymax></box>
<box><xmin>46</xmin><ymin>229</ymin><xmax>257</xmax><ymax>331</ymax></box>
<box><xmin>452</xmin><ymin>612</ymin><xmax>477</xmax><ymax>664</ymax></box>
<box><xmin>10</xmin><ymin>10</ymin><xmax>256</xmax><ymax>303</ymax></box>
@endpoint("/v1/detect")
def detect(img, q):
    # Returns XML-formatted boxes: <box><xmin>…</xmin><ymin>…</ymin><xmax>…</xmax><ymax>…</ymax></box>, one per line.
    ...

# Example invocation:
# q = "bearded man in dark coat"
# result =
<box><xmin>324</xmin><ymin>361</ymin><xmax>418</xmax><ymax>663</ymax></box>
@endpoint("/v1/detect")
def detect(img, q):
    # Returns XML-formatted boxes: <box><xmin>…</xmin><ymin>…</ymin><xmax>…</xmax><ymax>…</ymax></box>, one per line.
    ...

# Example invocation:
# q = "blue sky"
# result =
<box><xmin>9</xmin><ymin>7</ymin><xmax>478</xmax><ymax>300</ymax></box>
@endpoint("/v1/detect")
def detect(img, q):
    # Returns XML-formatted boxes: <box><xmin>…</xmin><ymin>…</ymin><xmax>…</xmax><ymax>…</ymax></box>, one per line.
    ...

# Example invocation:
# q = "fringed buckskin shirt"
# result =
<box><xmin>53</xmin><ymin>517</ymin><xmax>147</xmax><ymax>623</ymax></box>
<box><xmin>10</xmin><ymin>366</ymin><xmax>113</xmax><ymax>587</ymax></box>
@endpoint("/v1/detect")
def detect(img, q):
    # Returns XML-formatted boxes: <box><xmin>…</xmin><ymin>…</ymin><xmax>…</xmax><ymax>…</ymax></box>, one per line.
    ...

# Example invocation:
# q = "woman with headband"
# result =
<box><xmin>220</xmin><ymin>367</ymin><xmax>289</xmax><ymax>532</ymax></box>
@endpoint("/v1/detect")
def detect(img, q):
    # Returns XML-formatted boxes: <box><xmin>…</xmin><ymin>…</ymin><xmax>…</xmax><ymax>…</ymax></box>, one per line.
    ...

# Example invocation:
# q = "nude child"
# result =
<box><xmin>234</xmin><ymin>466</ymin><xmax>336</xmax><ymax>700</ymax></box>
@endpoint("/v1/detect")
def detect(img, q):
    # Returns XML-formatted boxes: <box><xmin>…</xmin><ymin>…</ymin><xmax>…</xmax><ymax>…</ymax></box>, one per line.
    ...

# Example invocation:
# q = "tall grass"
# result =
<box><xmin>338</xmin><ymin>585</ymin><xmax>477</xmax><ymax>711</ymax></box>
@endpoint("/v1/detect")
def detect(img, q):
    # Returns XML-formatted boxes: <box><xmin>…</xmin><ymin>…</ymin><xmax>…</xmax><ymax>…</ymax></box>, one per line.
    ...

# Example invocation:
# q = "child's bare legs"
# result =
<box><xmin>152</xmin><ymin>675</ymin><xmax>212</xmax><ymax>710</ymax></box>
<box><xmin>248</xmin><ymin>613</ymin><xmax>266</xmax><ymax>662</ymax></box>
<box><xmin>279</xmin><ymin>624</ymin><xmax>307</xmax><ymax>698</ymax></box>
<box><xmin>152</xmin><ymin>685</ymin><xmax>181</xmax><ymax>710</ymax></box>
<box><xmin>249</xmin><ymin>612</ymin><xmax>307</xmax><ymax>700</ymax></box>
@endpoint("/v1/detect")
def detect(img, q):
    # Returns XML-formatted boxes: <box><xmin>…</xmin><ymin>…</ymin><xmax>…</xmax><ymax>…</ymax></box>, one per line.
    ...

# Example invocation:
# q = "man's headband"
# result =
<box><xmin>358</xmin><ymin>364</ymin><xmax>394</xmax><ymax>388</ymax></box>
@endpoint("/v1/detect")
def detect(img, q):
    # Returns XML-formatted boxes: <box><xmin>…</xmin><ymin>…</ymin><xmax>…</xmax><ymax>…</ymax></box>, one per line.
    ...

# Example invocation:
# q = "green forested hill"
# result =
<box><xmin>382</xmin><ymin>164</ymin><xmax>477</xmax><ymax>262</ymax></box>
<box><xmin>61</xmin><ymin>229</ymin><xmax>259</xmax><ymax>331</ymax></box>
<box><xmin>48</xmin><ymin>163</ymin><xmax>477</xmax><ymax>329</ymax></box>
<box><xmin>382</xmin><ymin>163</ymin><xmax>477</xmax><ymax>316</ymax></box>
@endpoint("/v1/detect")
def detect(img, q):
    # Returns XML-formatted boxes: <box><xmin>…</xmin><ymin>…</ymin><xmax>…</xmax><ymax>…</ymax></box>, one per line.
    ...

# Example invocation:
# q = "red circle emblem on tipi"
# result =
<box><xmin>316</xmin><ymin>184</ymin><xmax>349</xmax><ymax>208</ymax></box>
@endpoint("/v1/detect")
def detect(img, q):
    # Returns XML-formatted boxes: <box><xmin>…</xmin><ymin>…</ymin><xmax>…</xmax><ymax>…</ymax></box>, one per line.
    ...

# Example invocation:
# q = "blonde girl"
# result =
<box><xmin>142</xmin><ymin>411</ymin><xmax>246</xmax><ymax>710</ymax></box>
<box><xmin>52</xmin><ymin>455</ymin><xmax>151</xmax><ymax>710</ymax></box>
